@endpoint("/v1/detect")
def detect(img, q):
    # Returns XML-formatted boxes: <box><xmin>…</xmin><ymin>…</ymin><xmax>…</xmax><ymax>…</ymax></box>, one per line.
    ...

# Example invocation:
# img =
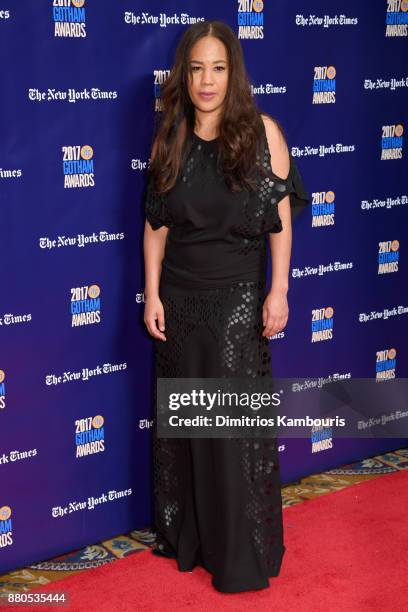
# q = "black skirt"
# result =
<box><xmin>151</xmin><ymin>279</ymin><xmax>285</xmax><ymax>593</ymax></box>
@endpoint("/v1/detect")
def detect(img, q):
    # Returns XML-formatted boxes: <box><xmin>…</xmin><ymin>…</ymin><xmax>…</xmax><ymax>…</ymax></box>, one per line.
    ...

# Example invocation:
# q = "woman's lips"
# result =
<box><xmin>198</xmin><ymin>92</ymin><xmax>216</xmax><ymax>100</ymax></box>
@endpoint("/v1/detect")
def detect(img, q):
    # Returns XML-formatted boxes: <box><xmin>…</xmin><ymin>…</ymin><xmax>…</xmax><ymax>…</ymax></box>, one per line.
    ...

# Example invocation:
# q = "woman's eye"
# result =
<box><xmin>191</xmin><ymin>66</ymin><xmax>226</xmax><ymax>72</ymax></box>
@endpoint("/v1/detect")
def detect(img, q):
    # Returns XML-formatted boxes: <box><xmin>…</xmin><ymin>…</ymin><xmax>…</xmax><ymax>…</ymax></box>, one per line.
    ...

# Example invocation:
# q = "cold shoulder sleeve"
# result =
<box><xmin>256</xmin><ymin>126</ymin><xmax>310</xmax><ymax>233</ymax></box>
<box><xmin>143</xmin><ymin>172</ymin><xmax>175</xmax><ymax>230</ymax></box>
<box><xmin>260</xmin><ymin>152</ymin><xmax>310</xmax><ymax>233</ymax></box>
<box><xmin>237</xmin><ymin>126</ymin><xmax>310</xmax><ymax>237</ymax></box>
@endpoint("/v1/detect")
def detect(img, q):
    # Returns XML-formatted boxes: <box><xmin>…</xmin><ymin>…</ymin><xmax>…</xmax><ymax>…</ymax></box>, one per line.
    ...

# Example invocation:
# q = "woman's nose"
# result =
<box><xmin>201</xmin><ymin>70</ymin><xmax>214</xmax><ymax>84</ymax></box>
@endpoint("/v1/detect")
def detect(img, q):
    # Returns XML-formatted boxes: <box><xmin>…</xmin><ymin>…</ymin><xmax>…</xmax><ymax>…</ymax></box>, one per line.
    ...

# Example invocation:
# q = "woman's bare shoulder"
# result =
<box><xmin>259</xmin><ymin>113</ymin><xmax>290</xmax><ymax>180</ymax></box>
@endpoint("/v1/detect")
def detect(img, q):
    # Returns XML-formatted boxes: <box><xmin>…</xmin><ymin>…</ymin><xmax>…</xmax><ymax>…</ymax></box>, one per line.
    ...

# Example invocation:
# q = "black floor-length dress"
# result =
<box><xmin>144</xmin><ymin>116</ymin><xmax>309</xmax><ymax>593</ymax></box>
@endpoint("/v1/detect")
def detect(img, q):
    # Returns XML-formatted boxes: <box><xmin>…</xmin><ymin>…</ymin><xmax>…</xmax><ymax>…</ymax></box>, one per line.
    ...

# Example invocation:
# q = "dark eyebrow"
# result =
<box><xmin>189</xmin><ymin>60</ymin><xmax>227</xmax><ymax>64</ymax></box>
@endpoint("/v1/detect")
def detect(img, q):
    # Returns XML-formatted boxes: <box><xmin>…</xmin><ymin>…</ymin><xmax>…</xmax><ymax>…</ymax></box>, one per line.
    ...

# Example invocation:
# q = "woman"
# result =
<box><xmin>143</xmin><ymin>20</ymin><xmax>309</xmax><ymax>593</ymax></box>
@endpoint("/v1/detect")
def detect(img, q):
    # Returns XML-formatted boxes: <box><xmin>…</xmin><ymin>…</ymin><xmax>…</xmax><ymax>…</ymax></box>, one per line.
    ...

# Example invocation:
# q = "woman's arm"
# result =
<box><xmin>143</xmin><ymin>220</ymin><xmax>168</xmax><ymax>341</ymax></box>
<box><xmin>260</xmin><ymin>115</ymin><xmax>293</xmax><ymax>338</ymax></box>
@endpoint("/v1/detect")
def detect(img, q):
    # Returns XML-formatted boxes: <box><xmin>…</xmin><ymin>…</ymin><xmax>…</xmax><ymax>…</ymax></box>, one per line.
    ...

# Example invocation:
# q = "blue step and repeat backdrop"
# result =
<box><xmin>1</xmin><ymin>1</ymin><xmax>407</xmax><ymax>574</ymax></box>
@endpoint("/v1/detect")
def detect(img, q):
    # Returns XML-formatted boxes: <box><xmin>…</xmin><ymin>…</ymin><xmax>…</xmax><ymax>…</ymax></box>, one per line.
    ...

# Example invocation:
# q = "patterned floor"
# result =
<box><xmin>1</xmin><ymin>446</ymin><xmax>407</xmax><ymax>597</ymax></box>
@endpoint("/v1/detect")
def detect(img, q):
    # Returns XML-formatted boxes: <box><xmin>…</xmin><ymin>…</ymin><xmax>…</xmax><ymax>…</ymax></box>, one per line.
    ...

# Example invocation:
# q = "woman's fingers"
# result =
<box><xmin>262</xmin><ymin>309</ymin><xmax>288</xmax><ymax>338</ymax></box>
<box><xmin>144</xmin><ymin>300</ymin><xmax>167</xmax><ymax>341</ymax></box>
<box><xmin>145</xmin><ymin>315</ymin><xmax>167</xmax><ymax>340</ymax></box>
<box><xmin>156</xmin><ymin>309</ymin><xmax>165</xmax><ymax>333</ymax></box>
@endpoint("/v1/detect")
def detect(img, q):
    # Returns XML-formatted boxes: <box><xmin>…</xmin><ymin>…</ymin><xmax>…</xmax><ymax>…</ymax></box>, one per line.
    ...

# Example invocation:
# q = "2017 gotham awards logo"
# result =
<box><xmin>376</xmin><ymin>348</ymin><xmax>396</xmax><ymax>381</ymax></box>
<box><xmin>71</xmin><ymin>284</ymin><xmax>101</xmax><ymax>326</ymax></box>
<box><xmin>53</xmin><ymin>0</ymin><xmax>86</xmax><ymax>38</ymax></box>
<box><xmin>237</xmin><ymin>0</ymin><xmax>264</xmax><ymax>39</ymax></box>
<box><xmin>0</xmin><ymin>370</ymin><xmax>5</xmax><ymax>410</ymax></box>
<box><xmin>75</xmin><ymin>415</ymin><xmax>105</xmax><ymax>457</ymax></box>
<box><xmin>311</xmin><ymin>424</ymin><xmax>333</xmax><ymax>453</ymax></box>
<box><xmin>0</xmin><ymin>506</ymin><xmax>12</xmax><ymax>548</ymax></box>
<box><xmin>378</xmin><ymin>240</ymin><xmax>399</xmax><ymax>274</ymax></box>
<box><xmin>381</xmin><ymin>124</ymin><xmax>403</xmax><ymax>159</ymax></box>
<box><xmin>63</xmin><ymin>145</ymin><xmax>94</xmax><ymax>188</ymax></box>
<box><xmin>385</xmin><ymin>0</ymin><xmax>408</xmax><ymax>37</ymax></box>
<box><xmin>312</xmin><ymin>190</ymin><xmax>335</xmax><ymax>227</ymax></box>
<box><xmin>313</xmin><ymin>66</ymin><xmax>336</xmax><ymax>104</ymax></box>
<box><xmin>311</xmin><ymin>307</ymin><xmax>334</xmax><ymax>342</ymax></box>
<box><xmin>154</xmin><ymin>70</ymin><xmax>170</xmax><ymax>112</ymax></box>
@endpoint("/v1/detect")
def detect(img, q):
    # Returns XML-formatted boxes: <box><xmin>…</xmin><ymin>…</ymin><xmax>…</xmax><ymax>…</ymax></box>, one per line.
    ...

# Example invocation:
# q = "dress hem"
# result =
<box><xmin>151</xmin><ymin>542</ymin><xmax>286</xmax><ymax>593</ymax></box>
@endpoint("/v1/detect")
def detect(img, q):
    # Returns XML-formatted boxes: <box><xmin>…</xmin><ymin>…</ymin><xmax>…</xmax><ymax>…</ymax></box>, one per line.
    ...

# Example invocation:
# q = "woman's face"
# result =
<box><xmin>187</xmin><ymin>35</ymin><xmax>229</xmax><ymax>115</ymax></box>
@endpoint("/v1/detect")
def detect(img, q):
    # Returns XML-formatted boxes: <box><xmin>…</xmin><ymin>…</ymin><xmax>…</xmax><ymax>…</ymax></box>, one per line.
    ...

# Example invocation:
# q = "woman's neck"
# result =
<box><xmin>193</xmin><ymin>112</ymin><xmax>221</xmax><ymax>141</ymax></box>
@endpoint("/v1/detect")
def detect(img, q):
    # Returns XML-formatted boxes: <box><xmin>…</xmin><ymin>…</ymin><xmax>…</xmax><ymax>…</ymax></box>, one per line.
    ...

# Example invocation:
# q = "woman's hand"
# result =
<box><xmin>262</xmin><ymin>289</ymin><xmax>289</xmax><ymax>339</ymax></box>
<box><xmin>144</xmin><ymin>294</ymin><xmax>167</xmax><ymax>341</ymax></box>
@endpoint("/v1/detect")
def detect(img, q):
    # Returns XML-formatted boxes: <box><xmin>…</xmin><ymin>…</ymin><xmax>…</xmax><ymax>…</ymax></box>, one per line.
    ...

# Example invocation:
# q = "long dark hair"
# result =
<box><xmin>148</xmin><ymin>20</ymin><xmax>287</xmax><ymax>193</ymax></box>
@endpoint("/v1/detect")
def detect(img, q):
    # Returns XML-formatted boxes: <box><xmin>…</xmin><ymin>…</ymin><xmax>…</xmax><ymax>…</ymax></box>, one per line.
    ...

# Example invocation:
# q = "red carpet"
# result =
<box><xmin>8</xmin><ymin>470</ymin><xmax>408</xmax><ymax>611</ymax></box>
